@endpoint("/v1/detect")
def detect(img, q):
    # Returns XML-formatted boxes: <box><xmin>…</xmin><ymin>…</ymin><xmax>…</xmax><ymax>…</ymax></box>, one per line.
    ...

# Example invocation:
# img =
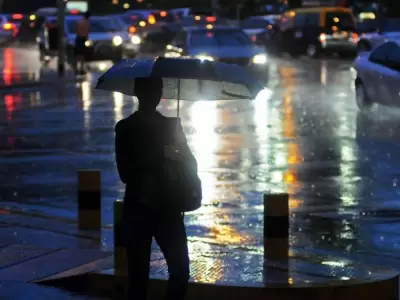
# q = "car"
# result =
<box><xmin>353</xmin><ymin>40</ymin><xmax>400</xmax><ymax>110</ymax></box>
<box><xmin>357</xmin><ymin>18</ymin><xmax>400</xmax><ymax>53</ymax></box>
<box><xmin>64</xmin><ymin>15</ymin><xmax>139</xmax><ymax>59</ymax></box>
<box><xmin>38</xmin><ymin>15</ymin><xmax>138</xmax><ymax>66</ymax></box>
<box><xmin>170</xmin><ymin>8</ymin><xmax>216</xmax><ymax>19</ymax></box>
<box><xmin>0</xmin><ymin>14</ymin><xmax>19</xmax><ymax>41</ymax></box>
<box><xmin>276</xmin><ymin>6</ymin><xmax>358</xmax><ymax>58</ymax></box>
<box><xmin>241</xmin><ymin>15</ymin><xmax>279</xmax><ymax>46</ymax></box>
<box><xmin>164</xmin><ymin>26</ymin><xmax>269</xmax><ymax>82</ymax></box>
<box><xmin>177</xmin><ymin>15</ymin><xmax>235</xmax><ymax>29</ymax></box>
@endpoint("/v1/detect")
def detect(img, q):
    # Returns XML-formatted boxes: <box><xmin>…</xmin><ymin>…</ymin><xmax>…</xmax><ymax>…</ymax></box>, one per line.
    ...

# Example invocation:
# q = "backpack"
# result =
<box><xmin>137</xmin><ymin>116</ymin><xmax>202</xmax><ymax>212</ymax></box>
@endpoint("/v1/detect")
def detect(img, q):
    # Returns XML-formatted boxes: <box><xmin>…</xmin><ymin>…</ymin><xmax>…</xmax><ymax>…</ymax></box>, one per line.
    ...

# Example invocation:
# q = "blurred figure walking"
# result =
<box><xmin>74</xmin><ymin>11</ymin><xmax>91</xmax><ymax>75</ymax></box>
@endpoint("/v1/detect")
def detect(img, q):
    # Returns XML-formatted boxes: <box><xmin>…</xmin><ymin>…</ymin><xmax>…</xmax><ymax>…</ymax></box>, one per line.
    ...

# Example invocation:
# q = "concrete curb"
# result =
<box><xmin>39</xmin><ymin>268</ymin><xmax>399</xmax><ymax>300</ymax></box>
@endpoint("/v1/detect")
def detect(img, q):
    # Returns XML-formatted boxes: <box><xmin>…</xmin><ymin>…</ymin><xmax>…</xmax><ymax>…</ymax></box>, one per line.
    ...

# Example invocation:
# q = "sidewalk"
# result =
<box><xmin>0</xmin><ymin>212</ymin><xmax>111</xmax><ymax>299</ymax></box>
<box><xmin>0</xmin><ymin>281</ymin><xmax>106</xmax><ymax>299</ymax></box>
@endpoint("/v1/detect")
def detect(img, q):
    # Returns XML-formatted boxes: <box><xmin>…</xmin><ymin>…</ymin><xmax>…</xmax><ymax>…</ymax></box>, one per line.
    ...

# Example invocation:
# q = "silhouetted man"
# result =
<box><xmin>75</xmin><ymin>11</ymin><xmax>91</xmax><ymax>75</ymax></box>
<box><xmin>115</xmin><ymin>78</ymin><xmax>192</xmax><ymax>300</ymax></box>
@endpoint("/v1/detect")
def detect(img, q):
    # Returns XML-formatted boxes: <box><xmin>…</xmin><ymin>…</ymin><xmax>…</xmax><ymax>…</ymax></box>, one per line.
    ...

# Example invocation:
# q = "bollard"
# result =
<box><xmin>263</xmin><ymin>193</ymin><xmax>289</xmax><ymax>261</ymax></box>
<box><xmin>114</xmin><ymin>199</ymin><xmax>127</xmax><ymax>272</ymax></box>
<box><xmin>77</xmin><ymin>170</ymin><xmax>101</xmax><ymax>230</ymax></box>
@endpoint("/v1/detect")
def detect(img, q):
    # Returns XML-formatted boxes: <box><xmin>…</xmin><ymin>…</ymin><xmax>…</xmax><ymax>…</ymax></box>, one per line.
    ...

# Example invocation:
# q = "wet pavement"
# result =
<box><xmin>1</xmin><ymin>52</ymin><xmax>400</xmax><ymax>289</ymax></box>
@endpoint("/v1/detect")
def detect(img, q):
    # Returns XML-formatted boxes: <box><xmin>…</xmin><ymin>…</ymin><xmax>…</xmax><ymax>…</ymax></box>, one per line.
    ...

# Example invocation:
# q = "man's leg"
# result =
<box><xmin>124</xmin><ymin>213</ymin><xmax>153</xmax><ymax>300</ymax></box>
<box><xmin>154</xmin><ymin>213</ymin><xmax>190</xmax><ymax>300</ymax></box>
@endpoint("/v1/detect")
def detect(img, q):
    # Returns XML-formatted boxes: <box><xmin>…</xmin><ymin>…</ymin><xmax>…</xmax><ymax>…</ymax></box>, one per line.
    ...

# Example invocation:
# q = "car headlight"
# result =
<box><xmin>131</xmin><ymin>35</ymin><xmax>141</xmax><ymax>45</ymax></box>
<box><xmin>195</xmin><ymin>54</ymin><xmax>214</xmax><ymax>61</ymax></box>
<box><xmin>252</xmin><ymin>54</ymin><xmax>267</xmax><ymax>64</ymax></box>
<box><xmin>112</xmin><ymin>36</ymin><xmax>123</xmax><ymax>46</ymax></box>
<box><xmin>85</xmin><ymin>40</ymin><xmax>92</xmax><ymax>47</ymax></box>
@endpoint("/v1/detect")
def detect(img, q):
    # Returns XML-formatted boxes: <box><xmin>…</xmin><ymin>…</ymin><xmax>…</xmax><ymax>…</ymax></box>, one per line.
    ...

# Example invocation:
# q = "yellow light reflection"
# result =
<box><xmin>189</xmin><ymin>242</ymin><xmax>222</xmax><ymax>283</ymax></box>
<box><xmin>81</xmin><ymin>80</ymin><xmax>91</xmax><ymax>111</ymax></box>
<box><xmin>282</xmin><ymin>94</ymin><xmax>295</xmax><ymax>138</ymax></box>
<box><xmin>320</xmin><ymin>61</ymin><xmax>327</xmax><ymax>85</ymax></box>
<box><xmin>29</xmin><ymin>91</ymin><xmax>41</xmax><ymax>107</ymax></box>
<box><xmin>281</xmin><ymin>68</ymin><xmax>303</xmax><ymax>210</ymax></box>
<box><xmin>188</xmin><ymin>100</ymin><xmax>253</xmax><ymax>283</ymax></box>
<box><xmin>113</xmin><ymin>92</ymin><xmax>124</xmax><ymax>122</ymax></box>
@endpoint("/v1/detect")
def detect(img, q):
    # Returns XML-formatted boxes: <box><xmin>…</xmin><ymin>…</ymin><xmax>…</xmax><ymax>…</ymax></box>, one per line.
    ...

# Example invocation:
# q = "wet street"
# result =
<box><xmin>2</xmin><ymin>50</ymin><xmax>400</xmax><ymax>274</ymax></box>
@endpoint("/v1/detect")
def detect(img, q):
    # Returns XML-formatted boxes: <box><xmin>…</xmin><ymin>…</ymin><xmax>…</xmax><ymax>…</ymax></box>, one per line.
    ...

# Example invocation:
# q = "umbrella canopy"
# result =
<box><xmin>95</xmin><ymin>57</ymin><xmax>265</xmax><ymax>101</ymax></box>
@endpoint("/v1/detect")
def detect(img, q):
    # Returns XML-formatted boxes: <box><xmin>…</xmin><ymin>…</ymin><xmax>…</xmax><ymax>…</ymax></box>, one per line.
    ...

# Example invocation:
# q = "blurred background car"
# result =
<box><xmin>141</xmin><ymin>14</ymin><xmax>235</xmax><ymax>55</ymax></box>
<box><xmin>357</xmin><ymin>18</ymin><xmax>400</xmax><ymax>52</ymax></box>
<box><xmin>240</xmin><ymin>15</ymin><xmax>279</xmax><ymax>49</ymax></box>
<box><xmin>164</xmin><ymin>26</ymin><xmax>269</xmax><ymax>81</ymax></box>
<box><xmin>38</xmin><ymin>14</ymin><xmax>134</xmax><ymax>68</ymax></box>
<box><xmin>353</xmin><ymin>40</ymin><xmax>400</xmax><ymax>110</ymax></box>
<box><xmin>0</xmin><ymin>14</ymin><xmax>20</xmax><ymax>43</ymax></box>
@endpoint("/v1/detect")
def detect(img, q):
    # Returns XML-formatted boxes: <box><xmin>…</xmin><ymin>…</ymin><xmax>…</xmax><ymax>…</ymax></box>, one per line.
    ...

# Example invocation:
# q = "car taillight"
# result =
<box><xmin>70</xmin><ymin>9</ymin><xmax>80</xmax><ymax>14</ymax></box>
<box><xmin>12</xmin><ymin>14</ymin><xmax>23</xmax><ymax>20</ymax></box>
<box><xmin>351</xmin><ymin>32</ymin><xmax>358</xmax><ymax>43</ymax></box>
<box><xmin>128</xmin><ymin>26</ymin><xmax>136</xmax><ymax>33</ymax></box>
<box><xmin>3</xmin><ymin>23</ymin><xmax>14</xmax><ymax>30</ymax></box>
<box><xmin>206</xmin><ymin>16</ymin><xmax>216</xmax><ymax>22</ymax></box>
<box><xmin>160</xmin><ymin>11</ymin><xmax>167</xmax><ymax>17</ymax></box>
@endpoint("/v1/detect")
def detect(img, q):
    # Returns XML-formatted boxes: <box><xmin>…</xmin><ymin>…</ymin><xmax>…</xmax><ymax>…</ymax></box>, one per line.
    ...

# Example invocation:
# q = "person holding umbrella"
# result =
<box><xmin>99</xmin><ymin>56</ymin><xmax>267</xmax><ymax>299</ymax></box>
<box><xmin>115</xmin><ymin>77</ymin><xmax>195</xmax><ymax>300</ymax></box>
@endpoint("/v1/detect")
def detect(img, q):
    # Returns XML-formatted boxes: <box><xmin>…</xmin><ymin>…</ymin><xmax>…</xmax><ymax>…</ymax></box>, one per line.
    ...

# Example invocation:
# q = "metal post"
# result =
<box><xmin>263</xmin><ymin>193</ymin><xmax>289</xmax><ymax>283</ymax></box>
<box><xmin>57</xmin><ymin>0</ymin><xmax>66</xmax><ymax>77</ymax></box>
<box><xmin>263</xmin><ymin>193</ymin><xmax>289</xmax><ymax>261</ymax></box>
<box><xmin>114</xmin><ymin>199</ymin><xmax>127</xmax><ymax>273</ymax></box>
<box><xmin>77</xmin><ymin>170</ymin><xmax>101</xmax><ymax>230</ymax></box>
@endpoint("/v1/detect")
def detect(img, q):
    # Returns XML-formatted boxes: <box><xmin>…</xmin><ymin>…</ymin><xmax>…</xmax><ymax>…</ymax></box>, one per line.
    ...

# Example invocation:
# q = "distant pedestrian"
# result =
<box><xmin>74</xmin><ymin>11</ymin><xmax>91</xmax><ymax>75</ymax></box>
<box><xmin>115</xmin><ymin>77</ymin><xmax>195</xmax><ymax>300</ymax></box>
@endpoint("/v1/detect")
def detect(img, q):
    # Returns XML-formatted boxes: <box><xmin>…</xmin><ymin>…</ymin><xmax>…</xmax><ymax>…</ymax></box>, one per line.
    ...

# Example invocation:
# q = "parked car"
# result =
<box><xmin>353</xmin><ymin>40</ymin><xmax>400</xmax><ymax>110</ymax></box>
<box><xmin>357</xmin><ymin>18</ymin><xmax>400</xmax><ymax>52</ymax></box>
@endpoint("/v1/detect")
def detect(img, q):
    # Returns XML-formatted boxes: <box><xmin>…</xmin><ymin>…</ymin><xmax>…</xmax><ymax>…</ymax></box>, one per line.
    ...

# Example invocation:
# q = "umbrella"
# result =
<box><xmin>95</xmin><ymin>56</ymin><xmax>266</xmax><ymax>115</ymax></box>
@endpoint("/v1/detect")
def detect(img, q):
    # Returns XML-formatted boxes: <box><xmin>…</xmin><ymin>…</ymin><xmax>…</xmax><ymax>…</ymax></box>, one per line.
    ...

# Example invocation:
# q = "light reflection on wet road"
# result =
<box><xmin>2</xmin><ymin>55</ymin><xmax>400</xmax><ymax>273</ymax></box>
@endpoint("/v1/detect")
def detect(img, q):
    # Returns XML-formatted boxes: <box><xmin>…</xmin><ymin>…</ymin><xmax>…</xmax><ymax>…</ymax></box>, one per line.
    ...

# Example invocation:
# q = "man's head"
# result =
<box><xmin>134</xmin><ymin>77</ymin><xmax>163</xmax><ymax>111</ymax></box>
<box><xmin>84</xmin><ymin>11</ymin><xmax>91</xmax><ymax>19</ymax></box>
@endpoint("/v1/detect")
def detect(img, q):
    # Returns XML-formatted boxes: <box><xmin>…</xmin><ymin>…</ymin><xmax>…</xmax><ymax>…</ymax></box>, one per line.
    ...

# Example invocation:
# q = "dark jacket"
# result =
<box><xmin>115</xmin><ymin>110</ymin><xmax>196</xmax><ymax>211</ymax></box>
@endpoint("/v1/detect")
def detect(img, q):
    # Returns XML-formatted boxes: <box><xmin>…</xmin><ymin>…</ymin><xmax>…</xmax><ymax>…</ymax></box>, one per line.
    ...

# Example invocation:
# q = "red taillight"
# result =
<box><xmin>3</xmin><ymin>23</ymin><xmax>14</xmax><ymax>30</ymax></box>
<box><xmin>128</xmin><ymin>26</ymin><xmax>136</xmax><ymax>33</ymax></box>
<box><xmin>251</xmin><ymin>35</ymin><xmax>257</xmax><ymax>42</ymax></box>
<box><xmin>160</xmin><ymin>11</ymin><xmax>167</xmax><ymax>17</ymax></box>
<box><xmin>205</xmin><ymin>16</ymin><xmax>216</xmax><ymax>22</ymax></box>
<box><xmin>12</xmin><ymin>14</ymin><xmax>23</xmax><ymax>20</ymax></box>
<box><xmin>352</xmin><ymin>32</ymin><xmax>358</xmax><ymax>43</ymax></box>
<box><xmin>70</xmin><ymin>9</ymin><xmax>80</xmax><ymax>14</ymax></box>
